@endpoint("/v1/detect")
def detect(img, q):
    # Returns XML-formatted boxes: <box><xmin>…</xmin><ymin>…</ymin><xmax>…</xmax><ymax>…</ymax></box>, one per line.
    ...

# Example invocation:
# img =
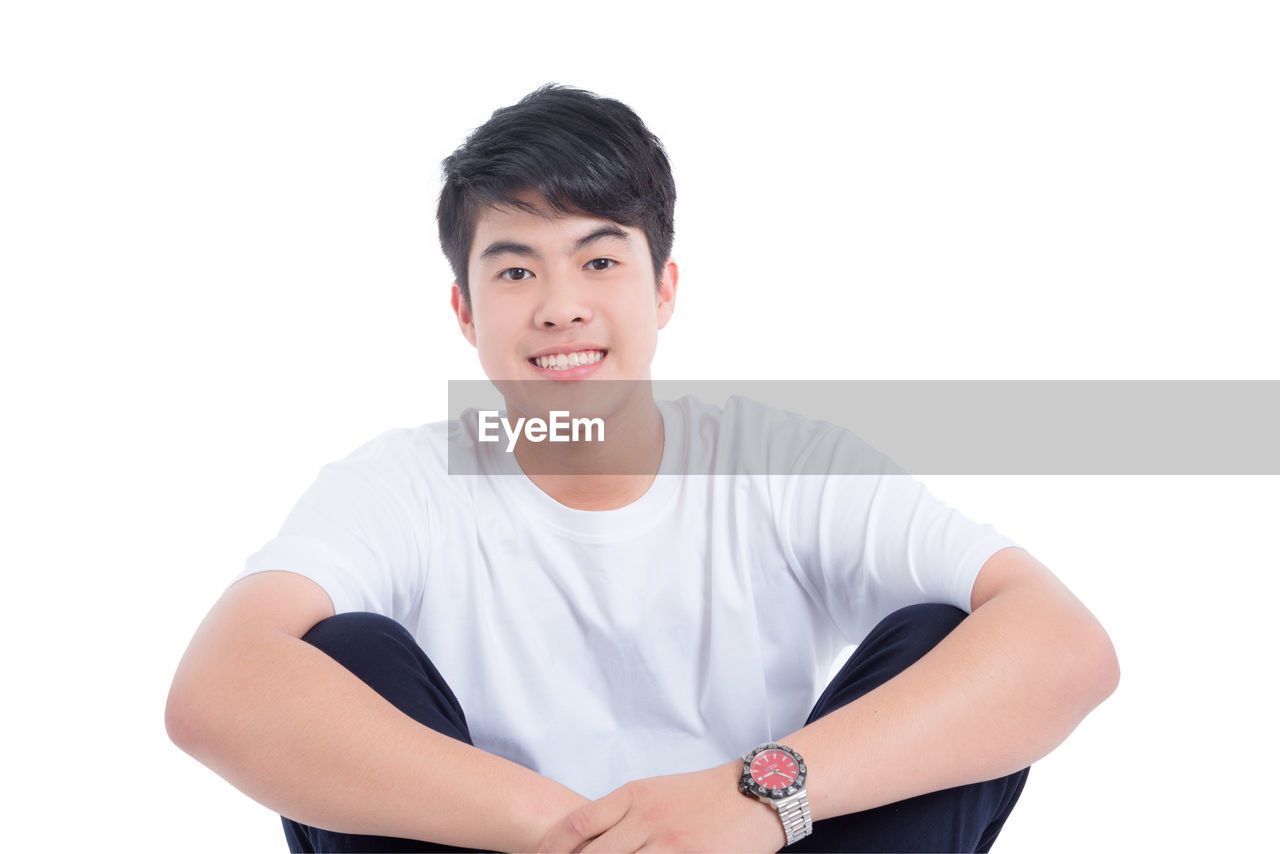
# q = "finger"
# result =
<box><xmin>540</xmin><ymin>788</ymin><xmax>633</xmax><ymax>853</ymax></box>
<box><xmin>580</xmin><ymin>823</ymin><xmax>649</xmax><ymax>854</ymax></box>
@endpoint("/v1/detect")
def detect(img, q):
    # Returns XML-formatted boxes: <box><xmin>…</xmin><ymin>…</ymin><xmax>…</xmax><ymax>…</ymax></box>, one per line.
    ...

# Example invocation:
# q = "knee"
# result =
<box><xmin>868</xmin><ymin>602</ymin><xmax>968</xmax><ymax>662</ymax></box>
<box><xmin>299</xmin><ymin>612</ymin><xmax>470</xmax><ymax>741</ymax></box>
<box><xmin>887</xmin><ymin>602</ymin><xmax>967</xmax><ymax>636</ymax></box>
<box><xmin>811</xmin><ymin>603</ymin><xmax>971</xmax><ymax>723</ymax></box>
<box><xmin>300</xmin><ymin>611</ymin><xmax>414</xmax><ymax>661</ymax></box>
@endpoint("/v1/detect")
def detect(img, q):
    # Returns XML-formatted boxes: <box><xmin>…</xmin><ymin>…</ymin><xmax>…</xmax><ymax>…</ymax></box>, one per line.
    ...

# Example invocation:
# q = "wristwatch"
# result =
<box><xmin>739</xmin><ymin>742</ymin><xmax>813</xmax><ymax>846</ymax></box>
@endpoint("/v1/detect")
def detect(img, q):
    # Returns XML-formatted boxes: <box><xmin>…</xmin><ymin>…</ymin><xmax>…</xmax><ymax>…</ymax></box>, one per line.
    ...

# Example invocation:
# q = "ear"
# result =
<box><xmin>655</xmin><ymin>259</ymin><xmax>679</xmax><ymax>331</ymax></box>
<box><xmin>450</xmin><ymin>283</ymin><xmax>478</xmax><ymax>348</ymax></box>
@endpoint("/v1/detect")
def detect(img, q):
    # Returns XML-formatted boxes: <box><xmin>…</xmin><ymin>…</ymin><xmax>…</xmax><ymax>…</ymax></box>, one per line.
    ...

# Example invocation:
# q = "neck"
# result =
<box><xmin>511</xmin><ymin>386</ymin><xmax>665</xmax><ymax>511</ymax></box>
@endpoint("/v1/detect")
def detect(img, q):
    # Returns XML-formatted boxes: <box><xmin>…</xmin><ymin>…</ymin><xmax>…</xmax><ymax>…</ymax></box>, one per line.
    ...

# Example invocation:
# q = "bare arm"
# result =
<box><xmin>165</xmin><ymin>571</ymin><xmax>588</xmax><ymax>852</ymax></box>
<box><xmin>783</xmin><ymin>546</ymin><xmax>1120</xmax><ymax>820</ymax></box>
<box><xmin>540</xmin><ymin>547</ymin><xmax>1120</xmax><ymax>851</ymax></box>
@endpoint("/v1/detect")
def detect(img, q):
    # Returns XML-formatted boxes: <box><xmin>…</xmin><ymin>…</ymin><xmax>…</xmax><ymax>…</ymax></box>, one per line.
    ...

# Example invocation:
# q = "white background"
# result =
<box><xmin>2</xmin><ymin>1</ymin><xmax>1276</xmax><ymax>850</ymax></box>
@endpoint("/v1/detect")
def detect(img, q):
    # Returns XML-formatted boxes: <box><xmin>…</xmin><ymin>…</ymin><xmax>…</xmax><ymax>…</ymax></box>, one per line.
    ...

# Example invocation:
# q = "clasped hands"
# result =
<box><xmin>536</xmin><ymin>760</ymin><xmax>786</xmax><ymax>854</ymax></box>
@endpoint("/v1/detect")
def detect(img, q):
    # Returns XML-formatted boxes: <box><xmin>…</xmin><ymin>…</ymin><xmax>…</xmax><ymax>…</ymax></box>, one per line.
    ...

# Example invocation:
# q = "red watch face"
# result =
<box><xmin>749</xmin><ymin>748</ymin><xmax>800</xmax><ymax>790</ymax></box>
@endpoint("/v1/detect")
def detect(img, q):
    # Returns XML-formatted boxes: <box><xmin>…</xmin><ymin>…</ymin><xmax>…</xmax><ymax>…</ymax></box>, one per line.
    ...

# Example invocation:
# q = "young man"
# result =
<box><xmin>166</xmin><ymin>85</ymin><xmax>1119</xmax><ymax>853</ymax></box>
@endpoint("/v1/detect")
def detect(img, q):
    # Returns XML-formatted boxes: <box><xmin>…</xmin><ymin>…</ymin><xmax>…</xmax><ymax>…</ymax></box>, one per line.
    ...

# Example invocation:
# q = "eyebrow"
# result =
<box><xmin>573</xmin><ymin>226</ymin><xmax>630</xmax><ymax>251</ymax></box>
<box><xmin>478</xmin><ymin>225</ymin><xmax>631</xmax><ymax>261</ymax></box>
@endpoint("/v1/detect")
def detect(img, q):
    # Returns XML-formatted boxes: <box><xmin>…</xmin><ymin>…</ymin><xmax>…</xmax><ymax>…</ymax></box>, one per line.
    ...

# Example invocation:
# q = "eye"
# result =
<box><xmin>586</xmin><ymin>258</ymin><xmax>617</xmax><ymax>272</ymax></box>
<box><xmin>499</xmin><ymin>267</ymin><xmax>533</xmax><ymax>281</ymax></box>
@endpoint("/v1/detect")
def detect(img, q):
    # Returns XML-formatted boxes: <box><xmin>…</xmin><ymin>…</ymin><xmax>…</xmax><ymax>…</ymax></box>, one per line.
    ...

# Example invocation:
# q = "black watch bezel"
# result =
<box><xmin>738</xmin><ymin>742</ymin><xmax>807</xmax><ymax>800</ymax></box>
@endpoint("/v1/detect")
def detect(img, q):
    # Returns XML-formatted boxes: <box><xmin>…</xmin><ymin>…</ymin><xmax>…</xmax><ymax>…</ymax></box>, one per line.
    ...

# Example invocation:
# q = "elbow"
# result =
<box><xmin>1074</xmin><ymin>623</ymin><xmax>1121</xmax><ymax>710</ymax></box>
<box><xmin>165</xmin><ymin>670</ymin><xmax>217</xmax><ymax>758</ymax></box>
<box><xmin>1096</xmin><ymin>632</ymin><xmax>1121</xmax><ymax>701</ymax></box>
<box><xmin>165</xmin><ymin>679</ymin><xmax>199</xmax><ymax>753</ymax></box>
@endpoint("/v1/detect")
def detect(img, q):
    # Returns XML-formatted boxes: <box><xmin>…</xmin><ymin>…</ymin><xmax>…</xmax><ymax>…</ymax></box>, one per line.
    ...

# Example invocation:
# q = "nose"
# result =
<box><xmin>533</xmin><ymin>273</ymin><xmax>593</xmax><ymax>328</ymax></box>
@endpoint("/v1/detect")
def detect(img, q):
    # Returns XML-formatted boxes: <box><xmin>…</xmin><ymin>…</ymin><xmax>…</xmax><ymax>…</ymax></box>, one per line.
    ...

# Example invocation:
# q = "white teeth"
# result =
<box><xmin>534</xmin><ymin>350</ymin><xmax>604</xmax><ymax>370</ymax></box>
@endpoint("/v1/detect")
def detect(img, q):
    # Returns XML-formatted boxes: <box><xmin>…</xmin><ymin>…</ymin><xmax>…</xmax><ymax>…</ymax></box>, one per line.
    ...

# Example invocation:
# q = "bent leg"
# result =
<box><xmin>281</xmin><ymin>611</ymin><xmax>486</xmax><ymax>853</ymax></box>
<box><xmin>784</xmin><ymin>604</ymin><xmax>1029</xmax><ymax>854</ymax></box>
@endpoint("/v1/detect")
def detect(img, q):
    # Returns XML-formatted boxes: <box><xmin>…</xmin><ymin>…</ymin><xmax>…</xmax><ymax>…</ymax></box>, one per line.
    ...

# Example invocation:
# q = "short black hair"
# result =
<box><xmin>437</xmin><ymin>84</ymin><xmax>676</xmax><ymax>305</ymax></box>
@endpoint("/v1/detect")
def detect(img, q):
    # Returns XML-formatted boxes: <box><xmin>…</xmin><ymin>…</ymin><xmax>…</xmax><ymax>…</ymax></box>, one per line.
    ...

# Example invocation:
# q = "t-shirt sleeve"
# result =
<box><xmin>777</xmin><ymin>424</ymin><xmax>1021</xmax><ymax>644</ymax></box>
<box><xmin>235</xmin><ymin>436</ymin><xmax>425</xmax><ymax>619</ymax></box>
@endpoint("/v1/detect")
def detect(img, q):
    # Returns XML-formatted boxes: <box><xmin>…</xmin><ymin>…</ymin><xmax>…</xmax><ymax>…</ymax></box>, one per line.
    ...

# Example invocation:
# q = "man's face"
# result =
<box><xmin>451</xmin><ymin>193</ymin><xmax>677</xmax><ymax>419</ymax></box>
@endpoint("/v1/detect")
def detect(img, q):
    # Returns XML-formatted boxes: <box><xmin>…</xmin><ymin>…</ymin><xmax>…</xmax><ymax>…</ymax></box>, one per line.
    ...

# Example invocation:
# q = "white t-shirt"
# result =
<box><xmin>240</xmin><ymin>395</ymin><xmax>1019</xmax><ymax>799</ymax></box>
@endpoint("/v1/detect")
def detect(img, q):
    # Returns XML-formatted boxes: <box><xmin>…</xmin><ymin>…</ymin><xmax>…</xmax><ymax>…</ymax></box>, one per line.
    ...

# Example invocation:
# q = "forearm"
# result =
<box><xmin>783</xmin><ymin>580</ymin><xmax>1120</xmax><ymax>821</ymax></box>
<box><xmin>167</xmin><ymin>626</ymin><xmax>587</xmax><ymax>851</ymax></box>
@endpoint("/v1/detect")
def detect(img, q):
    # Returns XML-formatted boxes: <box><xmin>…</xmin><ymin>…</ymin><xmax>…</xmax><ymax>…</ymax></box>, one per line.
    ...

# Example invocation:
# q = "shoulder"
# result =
<box><xmin>334</xmin><ymin>422</ymin><xmax>448</xmax><ymax>470</ymax></box>
<box><xmin>321</xmin><ymin>421</ymin><xmax>458</xmax><ymax>502</ymax></box>
<box><xmin>666</xmin><ymin>393</ymin><xmax>901</xmax><ymax>477</ymax></box>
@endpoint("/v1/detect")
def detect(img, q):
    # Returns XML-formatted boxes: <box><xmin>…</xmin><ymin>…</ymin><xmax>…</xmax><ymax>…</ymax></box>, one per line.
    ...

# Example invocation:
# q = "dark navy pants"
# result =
<box><xmin>283</xmin><ymin>604</ymin><xmax>1028</xmax><ymax>853</ymax></box>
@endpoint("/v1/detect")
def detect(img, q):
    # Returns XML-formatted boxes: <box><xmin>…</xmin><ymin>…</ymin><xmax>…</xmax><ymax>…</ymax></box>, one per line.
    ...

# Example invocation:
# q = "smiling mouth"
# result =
<box><xmin>529</xmin><ymin>349</ymin><xmax>607</xmax><ymax>371</ymax></box>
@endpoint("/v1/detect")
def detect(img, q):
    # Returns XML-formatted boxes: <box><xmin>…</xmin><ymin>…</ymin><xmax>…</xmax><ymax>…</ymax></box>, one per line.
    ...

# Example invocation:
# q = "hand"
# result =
<box><xmin>537</xmin><ymin>760</ymin><xmax>786</xmax><ymax>853</ymax></box>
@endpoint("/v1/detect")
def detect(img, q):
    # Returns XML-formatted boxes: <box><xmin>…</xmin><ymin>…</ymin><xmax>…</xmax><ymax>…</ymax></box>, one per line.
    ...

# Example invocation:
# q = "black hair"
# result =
<box><xmin>437</xmin><ymin>84</ymin><xmax>676</xmax><ymax>305</ymax></box>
